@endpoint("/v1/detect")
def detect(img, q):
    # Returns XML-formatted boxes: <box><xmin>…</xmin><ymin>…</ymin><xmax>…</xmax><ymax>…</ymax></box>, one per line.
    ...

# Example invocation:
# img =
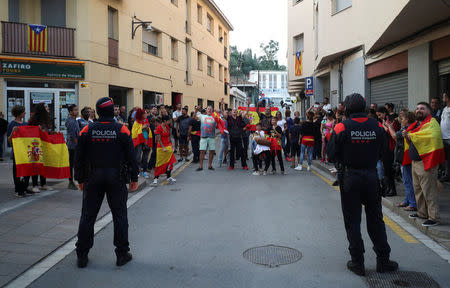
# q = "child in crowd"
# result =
<box><xmin>267</xmin><ymin>117</ymin><xmax>285</xmax><ymax>175</ymax></box>
<box><xmin>252</xmin><ymin>123</ymin><xmax>271</xmax><ymax>176</ymax></box>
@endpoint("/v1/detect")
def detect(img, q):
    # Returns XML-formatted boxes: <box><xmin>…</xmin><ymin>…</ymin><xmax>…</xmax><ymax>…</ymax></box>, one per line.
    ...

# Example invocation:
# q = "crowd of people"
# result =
<box><xmin>3</xmin><ymin>92</ymin><xmax>450</xmax><ymax>227</ymax></box>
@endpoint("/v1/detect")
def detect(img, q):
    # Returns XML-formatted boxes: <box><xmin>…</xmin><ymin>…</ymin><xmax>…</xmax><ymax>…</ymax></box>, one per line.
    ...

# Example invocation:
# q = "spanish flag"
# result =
<box><xmin>403</xmin><ymin>115</ymin><xmax>445</xmax><ymax>170</ymax></box>
<box><xmin>301</xmin><ymin>135</ymin><xmax>315</xmax><ymax>147</ymax></box>
<box><xmin>155</xmin><ymin>146</ymin><xmax>176</xmax><ymax>177</ymax></box>
<box><xmin>213</xmin><ymin>111</ymin><xmax>228</xmax><ymax>135</ymax></box>
<box><xmin>12</xmin><ymin>126</ymin><xmax>70</xmax><ymax>178</ymax></box>
<box><xmin>131</xmin><ymin>119</ymin><xmax>153</xmax><ymax>147</ymax></box>
<box><xmin>237</xmin><ymin>107</ymin><xmax>279</xmax><ymax>131</ymax></box>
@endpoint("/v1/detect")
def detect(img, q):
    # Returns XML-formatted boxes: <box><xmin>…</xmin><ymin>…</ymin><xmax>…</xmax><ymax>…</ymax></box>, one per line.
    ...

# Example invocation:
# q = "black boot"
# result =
<box><xmin>347</xmin><ymin>260</ymin><xmax>365</xmax><ymax>276</ymax></box>
<box><xmin>77</xmin><ymin>253</ymin><xmax>88</xmax><ymax>268</ymax></box>
<box><xmin>376</xmin><ymin>258</ymin><xmax>398</xmax><ymax>273</ymax></box>
<box><xmin>116</xmin><ymin>252</ymin><xmax>133</xmax><ymax>266</ymax></box>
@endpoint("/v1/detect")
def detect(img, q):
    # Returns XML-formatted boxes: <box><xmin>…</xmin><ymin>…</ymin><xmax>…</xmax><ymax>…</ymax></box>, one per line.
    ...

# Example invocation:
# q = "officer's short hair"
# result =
<box><xmin>344</xmin><ymin>93</ymin><xmax>366</xmax><ymax>115</ymax></box>
<box><xmin>68</xmin><ymin>104</ymin><xmax>77</xmax><ymax>113</ymax></box>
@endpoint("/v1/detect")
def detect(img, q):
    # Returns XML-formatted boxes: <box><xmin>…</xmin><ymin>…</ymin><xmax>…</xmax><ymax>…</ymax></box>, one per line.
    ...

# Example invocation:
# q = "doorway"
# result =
<box><xmin>171</xmin><ymin>92</ymin><xmax>183</xmax><ymax>109</ymax></box>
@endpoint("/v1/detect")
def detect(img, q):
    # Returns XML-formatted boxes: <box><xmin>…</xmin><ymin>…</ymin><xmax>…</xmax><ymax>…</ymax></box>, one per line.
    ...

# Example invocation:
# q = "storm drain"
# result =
<box><xmin>366</xmin><ymin>271</ymin><xmax>440</xmax><ymax>288</ymax></box>
<box><xmin>243</xmin><ymin>245</ymin><xmax>302</xmax><ymax>268</ymax></box>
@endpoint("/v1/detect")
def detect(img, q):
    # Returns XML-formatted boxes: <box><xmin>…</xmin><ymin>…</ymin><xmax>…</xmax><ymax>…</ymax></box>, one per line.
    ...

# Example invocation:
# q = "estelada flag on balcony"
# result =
<box><xmin>295</xmin><ymin>51</ymin><xmax>303</xmax><ymax>76</ymax></box>
<box><xmin>402</xmin><ymin>115</ymin><xmax>445</xmax><ymax>171</ymax></box>
<box><xmin>131</xmin><ymin>119</ymin><xmax>153</xmax><ymax>147</ymax></box>
<box><xmin>12</xmin><ymin>126</ymin><xmax>70</xmax><ymax>179</ymax></box>
<box><xmin>28</xmin><ymin>24</ymin><xmax>48</xmax><ymax>52</ymax></box>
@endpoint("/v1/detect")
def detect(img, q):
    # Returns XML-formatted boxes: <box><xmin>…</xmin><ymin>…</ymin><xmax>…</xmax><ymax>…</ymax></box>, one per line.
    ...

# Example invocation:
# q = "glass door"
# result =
<box><xmin>29</xmin><ymin>91</ymin><xmax>56</xmax><ymax>131</ymax></box>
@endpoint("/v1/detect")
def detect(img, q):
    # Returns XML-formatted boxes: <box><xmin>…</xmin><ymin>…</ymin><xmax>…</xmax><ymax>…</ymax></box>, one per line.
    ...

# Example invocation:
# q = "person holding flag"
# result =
<box><xmin>152</xmin><ymin>115</ymin><xmax>177</xmax><ymax>186</ymax></box>
<box><xmin>132</xmin><ymin>108</ymin><xmax>152</xmax><ymax>179</ymax></box>
<box><xmin>403</xmin><ymin>102</ymin><xmax>445</xmax><ymax>227</ymax></box>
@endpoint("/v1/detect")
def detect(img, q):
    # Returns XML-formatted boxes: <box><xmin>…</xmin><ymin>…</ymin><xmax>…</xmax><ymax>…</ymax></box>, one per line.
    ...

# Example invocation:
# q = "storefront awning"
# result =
<box><xmin>316</xmin><ymin>46</ymin><xmax>361</xmax><ymax>69</ymax></box>
<box><xmin>367</xmin><ymin>0</ymin><xmax>450</xmax><ymax>54</ymax></box>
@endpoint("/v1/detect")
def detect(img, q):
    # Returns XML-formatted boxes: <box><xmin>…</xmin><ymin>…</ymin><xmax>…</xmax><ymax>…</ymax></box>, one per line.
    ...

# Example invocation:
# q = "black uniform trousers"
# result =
<box><xmin>242</xmin><ymin>132</ymin><xmax>250</xmax><ymax>161</ymax></box>
<box><xmin>191</xmin><ymin>135</ymin><xmax>200</xmax><ymax>162</ymax></box>
<box><xmin>339</xmin><ymin>168</ymin><xmax>391</xmax><ymax>263</ymax></box>
<box><xmin>230</xmin><ymin>137</ymin><xmax>247</xmax><ymax>168</ymax></box>
<box><xmin>76</xmin><ymin>168</ymin><xmax>129</xmax><ymax>257</ymax></box>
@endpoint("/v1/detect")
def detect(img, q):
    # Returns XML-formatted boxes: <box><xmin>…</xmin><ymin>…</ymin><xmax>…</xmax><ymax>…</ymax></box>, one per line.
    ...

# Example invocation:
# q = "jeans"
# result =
<box><xmin>401</xmin><ymin>165</ymin><xmax>416</xmax><ymax>208</ymax></box>
<box><xmin>135</xmin><ymin>144</ymin><xmax>150</xmax><ymax>171</ymax></box>
<box><xmin>218</xmin><ymin>136</ymin><xmax>229</xmax><ymax>165</ymax></box>
<box><xmin>300</xmin><ymin>144</ymin><xmax>314</xmax><ymax>166</ymax></box>
<box><xmin>376</xmin><ymin>160</ymin><xmax>384</xmax><ymax>180</ymax></box>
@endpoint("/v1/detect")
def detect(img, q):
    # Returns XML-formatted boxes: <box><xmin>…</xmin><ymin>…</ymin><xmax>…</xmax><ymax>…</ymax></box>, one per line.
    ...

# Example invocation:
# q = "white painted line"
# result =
<box><xmin>4</xmin><ymin>185</ymin><xmax>155</xmax><ymax>288</ymax></box>
<box><xmin>0</xmin><ymin>190</ymin><xmax>60</xmax><ymax>216</ymax></box>
<box><xmin>383</xmin><ymin>207</ymin><xmax>450</xmax><ymax>264</ymax></box>
<box><xmin>5</xmin><ymin>160</ymin><xmax>189</xmax><ymax>288</ymax></box>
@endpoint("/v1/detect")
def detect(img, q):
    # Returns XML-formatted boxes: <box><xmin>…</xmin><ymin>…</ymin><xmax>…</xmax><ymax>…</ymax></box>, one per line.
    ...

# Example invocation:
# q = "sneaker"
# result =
<box><xmin>252</xmin><ymin>171</ymin><xmax>260</xmax><ymax>176</ymax></box>
<box><xmin>185</xmin><ymin>158</ymin><xmax>190</xmax><ymax>162</ymax></box>
<box><xmin>196</xmin><ymin>167</ymin><xmax>203</xmax><ymax>171</ymax></box>
<box><xmin>40</xmin><ymin>185</ymin><xmax>53</xmax><ymax>191</ymax></box>
<box><xmin>409</xmin><ymin>213</ymin><xmax>420</xmax><ymax>219</ymax></box>
<box><xmin>142</xmin><ymin>172</ymin><xmax>150</xmax><ymax>179</ymax></box>
<box><xmin>25</xmin><ymin>189</ymin><xmax>35</xmax><ymax>195</ymax></box>
<box><xmin>15</xmin><ymin>192</ymin><xmax>26</xmax><ymax>198</ymax></box>
<box><xmin>295</xmin><ymin>165</ymin><xmax>303</xmax><ymax>171</ymax></box>
<box><xmin>167</xmin><ymin>177</ymin><xmax>176</xmax><ymax>183</ymax></box>
<box><xmin>271</xmin><ymin>170</ymin><xmax>276</xmax><ymax>175</ymax></box>
<box><xmin>152</xmin><ymin>178</ymin><xmax>158</xmax><ymax>186</ymax></box>
<box><xmin>32</xmin><ymin>186</ymin><xmax>40</xmax><ymax>193</ymax></box>
<box><xmin>243</xmin><ymin>166</ymin><xmax>249</xmax><ymax>170</ymax></box>
<box><xmin>68</xmin><ymin>181</ymin><xmax>78</xmax><ymax>190</ymax></box>
<box><xmin>116</xmin><ymin>252</ymin><xmax>133</xmax><ymax>267</ymax></box>
<box><xmin>208</xmin><ymin>167</ymin><xmax>215</xmax><ymax>171</ymax></box>
<box><xmin>307</xmin><ymin>166</ymin><xmax>311</xmax><ymax>171</ymax></box>
<box><xmin>281</xmin><ymin>171</ymin><xmax>286</xmax><ymax>175</ymax></box>
<box><xmin>178</xmin><ymin>158</ymin><xmax>184</xmax><ymax>162</ymax></box>
<box><xmin>422</xmin><ymin>220</ymin><xmax>438</xmax><ymax>227</ymax></box>
<box><xmin>263</xmin><ymin>171</ymin><xmax>267</xmax><ymax>176</ymax></box>
<box><xmin>228</xmin><ymin>167</ymin><xmax>234</xmax><ymax>170</ymax></box>
<box><xmin>77</xmin><ymin>255</ymin><xmax>89</xmax><ymax>268</ymax></box>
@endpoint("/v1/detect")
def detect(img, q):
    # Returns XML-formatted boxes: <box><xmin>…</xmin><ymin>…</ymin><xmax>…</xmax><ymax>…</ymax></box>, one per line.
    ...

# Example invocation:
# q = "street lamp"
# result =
<box><xmin>132</xmin><ymin>16</ymin><xmax>152</xmax><ymax>39</ymax></box>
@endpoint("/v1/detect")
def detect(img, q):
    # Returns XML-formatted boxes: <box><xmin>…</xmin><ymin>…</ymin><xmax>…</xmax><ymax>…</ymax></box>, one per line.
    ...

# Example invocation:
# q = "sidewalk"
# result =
<box><xmin>0</xmin><ymin>158</ymin><xmax>191</xmax><ymax>287</ymax></box>
<box><xmin>311</xmin><ymin>160</ymin><xmax>450</xmax><ymax>243</ymax></box>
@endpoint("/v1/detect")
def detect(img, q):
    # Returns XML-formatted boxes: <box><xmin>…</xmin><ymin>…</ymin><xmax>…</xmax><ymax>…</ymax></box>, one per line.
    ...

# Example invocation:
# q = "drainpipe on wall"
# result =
<box><xmin>338</xmin><ymin>59</ymin><xmax>344</xmax><ymax>103</ymax></box>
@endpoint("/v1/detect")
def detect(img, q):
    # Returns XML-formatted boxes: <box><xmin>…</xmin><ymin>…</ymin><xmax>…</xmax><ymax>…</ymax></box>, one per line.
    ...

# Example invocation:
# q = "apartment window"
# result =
<box><xmin>207</xmin><ymin>14</ymin><xmax>214</xmax><ymax>34</ymax></box>
<box><xmin>269</xmin><ymin>74</ymin><xmax>273</xmax><ymax>89</ymax></box>
<box><xmin>108</xmin><ymin>7</ymin><xmax>118</xmax><ymax>40</ymax></box>
<box><xmin>171</xmin><ymin>38</ymin><xmax>178</xmax><ymax>60</ymax></box>
<box><xmin>294</xmin><ymin>34</ymin><xmax>304</xmax><ymax>53</ymax></box>
<box><xmin>273</xmin><ymin>74</ymin><xmax>277</xmax><ymax>89</ymax></box>
<box><xmin>224</xmin><ymin>68</ymin><xmax>228</xmax><ymax>95</ymax></box>
<box><xmin>171</xmin><ymin>0</ymin><xmax>178</xmax><ymax>6</ymax></box>
<box><xmin>207</xmin><ymin>57</ymin><xmax>214</xmax><ymax>76</ymax></box>
<box><xmin>219</xmin><ymin>64</ymin><xmax>224</xmax><ymax>82</ymax></box>
<box><xmin>332</xmin><ymin>0</ymin><xmax>352</xmax><ymax>14</ymax></box>
<box><xmin>186</xmin><ymin>40</ymin><xmax>192</xmax><ymax>84</ymax></box>
<box><xmin>142</xmin><ymin>30</ymin><xmax>160</xmax><ymax>57</ymax></box>
<box><xmin>8</xmin><ymin>0</ymin><xmax>19</xmax><ymax>22</ymax></box>
<box><xmin>262</xmin><ymin>74</ymin><xmax>266</xmax><ymax>88</ymax></box>
<box><xmin>224</xmin><ymin>32</ymin><xmax>228</xmax><ymax>45</ymax></box>
<box><xmin>42</xmin><ymin>0</ymin><xmax>66</xmax><ymax>27</ymax></box>
<box><xmin>197</xmin><ymin>51</ymin><xmax>203</xmax><ymax>70</ymax></box>
<box><xmin>197</xmin><ymin>4</ymin><xmax>202</xmax><ymax>23</ymax></box>
<box><xmin>219</xmin><ymin>26</ymin><xmax>223</xmax><ymax>42</ymax></box>
<box><xmin>207</xmin><ymin>100</ymin><xmax>214</xmax><ymax>109</ymax></box>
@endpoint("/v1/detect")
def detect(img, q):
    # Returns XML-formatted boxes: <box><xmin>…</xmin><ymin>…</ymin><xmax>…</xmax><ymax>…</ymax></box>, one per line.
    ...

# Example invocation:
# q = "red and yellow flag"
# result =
<box><xmin>28</xmin><ymin>24</ymin><xmax>48</xmax><ymax>52</ymax></box>
<box><xmin>295</xmin><ymin>51</ymin><xmax>303</xmax><ymax>76</ymax></box>
<box><xmin>12</xmin><ymin>126</ymin><xmax>70</xmax><ymax>178</ymax></box>
<box><xmin>155</xmin><ymin>146</ymin><xmax>176</xmax><ymax>177</ymax></box>
<box><xmin>403</xmin><ymin>115</ymin><xmax>445</xmax><ymax>170</ymax></box>
<box><xmin>132</xmin><ymin>120</ymin><xmax>153</xmax><ymax>147</ymax></box>
<box><xmin>213</xmin><ymin>111</ymin><xmax>228</xmax><ymax>135</ymax></box>
<box><xmin>237</xmin><ymin>107</ymin><xmax>279</xmax><ymax>131</ymax></box>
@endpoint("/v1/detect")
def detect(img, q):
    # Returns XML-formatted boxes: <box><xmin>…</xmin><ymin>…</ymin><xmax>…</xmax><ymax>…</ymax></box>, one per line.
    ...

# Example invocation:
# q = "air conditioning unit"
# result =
<box><xmin>156</xmin><ymin>94</ymin><xmax>164</xmax><ymax>105</ymax></box>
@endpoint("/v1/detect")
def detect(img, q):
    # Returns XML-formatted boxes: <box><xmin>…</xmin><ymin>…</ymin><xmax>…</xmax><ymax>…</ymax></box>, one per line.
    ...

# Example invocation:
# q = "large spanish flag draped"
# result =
<box><xmin>237</xmin><ymin>107</ymin><xmax>279</xmax><ymax>131</ymax></box>
<box><xmin>131</xmin><ymin>120</ymin><xmax>153</xmax><ymax>147</ymax></box>
<box><xmin>12</xmin><ymin>126</ymin><xmax>70</xmax><ymax>178</ymax></box>
<box><xmin>155</xmin><ymin>146</ymin><xmax>176</xmax><ymax>177</ymax></box>
<box><xmin>403</xmin><ymin>115</ymin><xmax>445</xmax><ymax>170</ymax></box>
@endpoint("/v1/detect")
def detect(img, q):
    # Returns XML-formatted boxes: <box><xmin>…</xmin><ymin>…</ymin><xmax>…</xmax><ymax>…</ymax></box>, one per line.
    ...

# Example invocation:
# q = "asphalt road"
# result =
<box><xmin>28</xmin><ymin>163</ymin><xmax>450</xmax><ymax>288</ymax></box>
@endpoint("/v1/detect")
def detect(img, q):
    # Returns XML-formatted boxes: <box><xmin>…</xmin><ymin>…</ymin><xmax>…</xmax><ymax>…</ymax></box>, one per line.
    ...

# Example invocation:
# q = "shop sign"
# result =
<box><xmin>0</xmin><ymin>59</ymin><xmax>84</xmax><ymax>80</ymax></box>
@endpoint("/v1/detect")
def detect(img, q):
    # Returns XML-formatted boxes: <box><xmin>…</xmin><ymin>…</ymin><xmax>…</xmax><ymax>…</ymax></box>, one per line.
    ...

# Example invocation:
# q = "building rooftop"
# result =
<box><xmin>205</xmin><ymin>0</ymin><xmax>234</xmax><ymax>31</ymax></box>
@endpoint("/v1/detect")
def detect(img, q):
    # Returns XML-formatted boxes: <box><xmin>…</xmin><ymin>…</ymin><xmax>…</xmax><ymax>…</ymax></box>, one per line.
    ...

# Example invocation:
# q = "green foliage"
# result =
<box><xmin>229</xmin><ymin>40</ymin><xmax>286</xmax><ymax>79</ymax></box>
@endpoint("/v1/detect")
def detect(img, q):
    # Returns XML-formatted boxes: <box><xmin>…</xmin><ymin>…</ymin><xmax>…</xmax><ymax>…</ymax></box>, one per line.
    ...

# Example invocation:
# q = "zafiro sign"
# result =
<box><xmin>305</xmin><ymin>77</ymin><xmax>313</xmax><ymax>96</ymax></box>
<box><xmin>0</xmin><ymin>58</ymin><xmax>84</xmax><ymax>80</ymax></box>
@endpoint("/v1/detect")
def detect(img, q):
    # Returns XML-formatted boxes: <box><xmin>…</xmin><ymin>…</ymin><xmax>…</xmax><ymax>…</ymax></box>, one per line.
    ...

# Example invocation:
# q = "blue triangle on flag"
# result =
<box><xmin>29</xmin><ymin>24</ymin><xmax>47</xmax><ymax>34</ymax></box>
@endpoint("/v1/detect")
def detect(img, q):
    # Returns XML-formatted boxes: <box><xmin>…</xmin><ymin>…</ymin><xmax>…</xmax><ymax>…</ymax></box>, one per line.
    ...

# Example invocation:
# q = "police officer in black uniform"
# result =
<box><xmin>74</xmin><ymin>97</ymin><xmax>139</xmax><ymax>268</ymax></box>
<box><xmin>327</xmin><ymin>93</ymin><xmax>398</xmax><ymax>276</ymax></box>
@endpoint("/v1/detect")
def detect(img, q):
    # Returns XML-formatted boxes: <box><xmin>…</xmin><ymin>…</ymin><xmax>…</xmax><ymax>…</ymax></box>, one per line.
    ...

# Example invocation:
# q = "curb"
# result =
<box><xmin>311</xmin><ymin>161</ymin><xmax>450</xmax><ymax>240</ymax></box>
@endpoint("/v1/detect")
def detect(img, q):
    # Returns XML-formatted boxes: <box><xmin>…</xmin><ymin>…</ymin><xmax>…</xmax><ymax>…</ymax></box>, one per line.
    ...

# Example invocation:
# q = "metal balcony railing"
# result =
<box><xmin>2</xmin><ymin>21</ymin><xmax>75</xmax><ymax>57</ymax></box>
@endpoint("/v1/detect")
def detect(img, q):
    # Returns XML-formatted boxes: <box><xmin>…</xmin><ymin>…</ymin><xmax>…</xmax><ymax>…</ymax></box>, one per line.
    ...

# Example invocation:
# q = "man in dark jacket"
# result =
<box><xmin>74</xmin><ymin>97</ymin><xmax>139</xmax><ymax>268</ymax></box>
<box><xmin>226</xmin><ymin>108</ymin><xmax>248</xmax><ymax>170</ymax></box>
<box><xmin>0</xmin><ymin>112</ymin><xmax>8</xmax><ymax>161</ymax></box>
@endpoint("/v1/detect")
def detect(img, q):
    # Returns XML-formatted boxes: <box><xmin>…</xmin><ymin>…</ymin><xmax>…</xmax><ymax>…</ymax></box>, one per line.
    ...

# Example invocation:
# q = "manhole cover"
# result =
<box><xmin>366</xmin><ymin>271</ymin><xmax>440</xmax><ymax>288</ymax></box>
<box><xmin>243</xmin><ymin>245</ymin><xmax>302</xmax><ymax>268</ymax></box>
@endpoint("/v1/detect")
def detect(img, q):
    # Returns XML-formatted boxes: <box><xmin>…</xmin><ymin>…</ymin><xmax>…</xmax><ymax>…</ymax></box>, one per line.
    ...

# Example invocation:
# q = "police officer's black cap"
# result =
<box><xmin>96</xmin><ymin>97</ymin><xmax>114</xmax><ymax>117</ymax></box>
<box><xmin>344</xmin><ymin>93</ymin><xmax>366</xmax><ymax>115</ymax></box>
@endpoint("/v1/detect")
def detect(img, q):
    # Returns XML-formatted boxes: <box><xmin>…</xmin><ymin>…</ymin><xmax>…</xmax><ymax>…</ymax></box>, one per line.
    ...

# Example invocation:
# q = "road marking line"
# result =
<box><xmin>311</xmin><ymin>169</ymin><xmax>339</xmax><ymax>191</ymax></box>
<box><xmin>5</xmin><ymin>160</ymin><xmax>190</xmax><ymax>288</ymax></box>
<box><xmin>0</xmin><ymin>190</ymin><xmax>60</xmax><ymax>216</ymax></box>
<box><xmin>312</xmin><ymin>165</ymin><xmax>450</xmax><ymax>263</ymax></box>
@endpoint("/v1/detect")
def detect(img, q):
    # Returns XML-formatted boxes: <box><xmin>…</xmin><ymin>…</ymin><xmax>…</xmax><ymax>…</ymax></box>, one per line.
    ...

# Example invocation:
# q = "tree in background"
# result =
<box><xmin>229</xmin><ymin>40</ymin><xmax>286</xmax><ymax>79</ymax></box>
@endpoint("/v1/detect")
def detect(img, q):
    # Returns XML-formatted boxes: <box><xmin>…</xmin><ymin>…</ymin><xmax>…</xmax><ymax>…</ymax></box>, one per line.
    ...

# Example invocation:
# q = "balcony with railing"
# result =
<box><xmin>1</xmin><ymin>21</ymin><xmax>75</xmax><ymax>58</ymax></box>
